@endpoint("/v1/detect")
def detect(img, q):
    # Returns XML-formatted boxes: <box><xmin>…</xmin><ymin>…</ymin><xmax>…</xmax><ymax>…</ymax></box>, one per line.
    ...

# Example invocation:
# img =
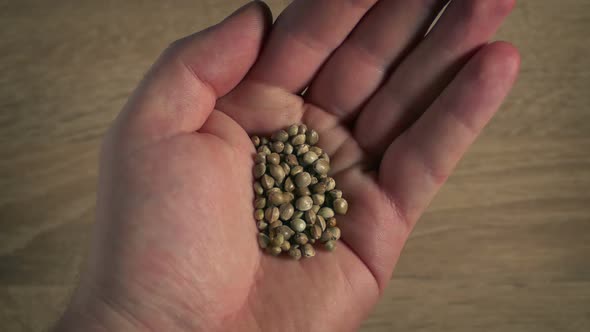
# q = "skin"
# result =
<box><xmin>55</xmin><ymin>1</ymin><xmax>520</xmax><ymax>331</ymax></box>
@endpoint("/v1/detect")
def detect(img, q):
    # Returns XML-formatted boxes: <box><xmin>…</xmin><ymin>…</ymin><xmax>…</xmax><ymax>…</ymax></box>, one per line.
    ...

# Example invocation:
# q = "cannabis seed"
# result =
<box><xmin>302</xmin><ymin>244</ymin><xmax>315</xmax><ymax>258</ymax></box>
<box><xmin>333</xmin><ymin>198</ymin><xmax>348</xmax><ymax>215</ymax></box>
<box><xmin>279</xmin><ymin>203</ymin><xmax>295</xmax><ymax>221</ymax></box>
<box><xmin>251</xmin><ymin>136</ymin><xmax>261</xmax><ymax>147</ymax></box>
<box><xmin>271</xmin><ymin>141</ymin><xmax>285</xmax><ymax>153</ymax></box>
<box><xmin>267</xmin><ymin>153</ymin><xmax>280</xmax><ymax>165</ymax></box>
<box><xmin>255</xmin><ymin>152</ymin><xmax>266</xmax><ymax>164</ymax></box>
<box><xmin>312</xmin><ymin>194</ymin><xmax>325</xmax><ymax>205</ymax></box>
<box><xmin>258</xmin><ymin>233</ymin><xmax>270</xmax><ymax>249</ymax></box>
<box><xmin>253</xmin><ymin>163</ymin><xmax>266</xmax><ymax>179</ymax></box>
<box><xmin>265</xmin><ymin>207</ymin><xmax>280</xmax><ymax>222</ymax></box>
<box><xmin>254</xmin><ymin>209</ymin><xmax>264</xmax><ymax>221</ymax></box>
<box><xmin>294</xmin><ymin>233</ymin><xmax>309</xmax><ymax>245</ymax></box>
<box><xmin>288</xmin><ymin>247</ymin><xmax>302</xmax><ymax>260</ymax></box>
<box><xmin>287</xmin><ymin>124</ymin><xmax>299</xmax><ymax>136</ymax></box>
<box><xmin>291</xmin><ymin>218</ymin><xmax>307</xmax><ymax>232</ymax></box>
<box><xmin>314</xmin><ymin>159</ymin><xmax>330</xmax><ymax>176</ymax></box>
<box><xmin>254</xmin><ymin>197</ymin><xmax>266</xmax><ymax>209</ymax></box>
<box><xmin>272</xmin><ymin>130</ymin><xmax>289</xmax><ymax>143</ymax></box>
<box><xmin>295</xmin><ymin>172</ymin><xmax>312</xmax><ymax>188</ymax></box>
<box><xmin>261</xmin><ymin>174</ymin><xmax>275</xmax><ymax>190</ymax></box>
<box><xmin>318</xmin><ymin>207</ymin><xmax>335</xmax><ymax>219</ymax></box>
<box><xmin>295</xmin><ymin>196</ymin><xmax>313</xmax><ymax>211</ymax></box>
<box><xmin>291</xmin><ymin>134</ymin><xmax>306</xmax><ymax>146</ymax></box>
<box><xmin>306</xmin><ymin>129</ymin><xmax>319</xmax><ymax>145</ymax></box>
<box><xmin>324</xmin><ymin>240</ymin><xmax>336</xmax><ymax>251</ymax></box>
<box><xmin>271</xmin><ymin>233</ymin><xmax>285</xmax><ymax>247</ymax></box>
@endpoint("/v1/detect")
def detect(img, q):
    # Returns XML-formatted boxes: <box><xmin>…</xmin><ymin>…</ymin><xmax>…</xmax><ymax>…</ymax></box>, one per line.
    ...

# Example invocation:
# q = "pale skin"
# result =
<box><xmin>55</xmin><ymin>1</ymin><xmax>520</xmax><ymax>331</ymax></box>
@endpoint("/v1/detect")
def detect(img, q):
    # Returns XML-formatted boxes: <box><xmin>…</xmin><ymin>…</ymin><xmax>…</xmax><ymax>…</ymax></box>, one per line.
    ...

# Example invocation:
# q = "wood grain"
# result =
<box><xmin>1</xmin><ymin>1</ymin><xmax>589</xmax><ymax>331</ymax></box>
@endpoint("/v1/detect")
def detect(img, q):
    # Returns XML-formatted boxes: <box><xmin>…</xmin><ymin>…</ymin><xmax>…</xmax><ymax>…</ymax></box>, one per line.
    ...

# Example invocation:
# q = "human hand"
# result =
<box><xmin>56</xmin><ymin>1</ymin><xmax>519</xmax><ymax>331</ymax></box>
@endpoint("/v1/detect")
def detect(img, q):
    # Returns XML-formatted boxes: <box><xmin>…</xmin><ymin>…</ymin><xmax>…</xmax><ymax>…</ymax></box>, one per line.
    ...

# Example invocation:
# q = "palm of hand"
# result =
<box><xmin>77</xmin><ymin>1</ymin><xmax>519</xmax><ymax>331</ymax></box>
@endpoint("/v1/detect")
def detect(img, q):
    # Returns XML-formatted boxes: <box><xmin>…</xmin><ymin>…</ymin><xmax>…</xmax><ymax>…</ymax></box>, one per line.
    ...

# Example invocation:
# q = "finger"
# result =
<box><xmin>355</xmin><ymin>0</ymin><xmax>516</xmax><ymax>156</ymax></box>
<box><xmin>379</xmin><ymin>41</ymin><xmax>520</xmax><ymax>227</ymax></box>
<box><xmin>112</xmin><ymin>2</ymin><xmax>271</xmax><ymax>150</ymax></box>
<box><xmin>306</xmin><ymin>0</ymin><xmax>448</xmax><ymax>119</ymax></box>
<box><xmin>245</xmin><ymin>0</ymin><xmax>379</xmax><ymax>93</ymax></box>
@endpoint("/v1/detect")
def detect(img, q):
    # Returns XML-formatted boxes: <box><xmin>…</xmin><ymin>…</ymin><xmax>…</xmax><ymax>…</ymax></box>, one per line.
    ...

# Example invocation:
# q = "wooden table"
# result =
<box><xmin>1</xmin><ymin>1</ymin><xmax>588</xmax><ymax>331</ymax></box>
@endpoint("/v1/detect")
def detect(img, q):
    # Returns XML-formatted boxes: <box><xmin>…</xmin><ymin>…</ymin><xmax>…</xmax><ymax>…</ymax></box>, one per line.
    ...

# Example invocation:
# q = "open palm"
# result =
<box><xmin>60</xmin><ymin>1</ymin><xmax>520</xmax><ymax>331</ymax></box>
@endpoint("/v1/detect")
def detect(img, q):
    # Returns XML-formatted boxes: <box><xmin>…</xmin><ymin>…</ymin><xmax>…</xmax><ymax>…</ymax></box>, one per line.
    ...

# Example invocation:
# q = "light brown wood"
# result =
<box><xmin>1</xmin><ymin>1</ymin><xmax>589</xmax><ymax>331</ymax></box>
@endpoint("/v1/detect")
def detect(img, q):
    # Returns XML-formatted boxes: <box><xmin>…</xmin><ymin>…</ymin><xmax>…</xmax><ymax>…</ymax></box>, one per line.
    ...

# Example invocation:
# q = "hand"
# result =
<box><xmin>56</xmin><ymin>1</ymin><xmax>519</xmax><ymax>331</ymax></box>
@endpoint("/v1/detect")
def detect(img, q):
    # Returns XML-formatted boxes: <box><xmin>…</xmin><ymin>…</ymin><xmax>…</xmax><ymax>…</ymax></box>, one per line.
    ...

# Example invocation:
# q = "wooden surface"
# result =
<box><xmin>1</xmin><ymin>1</ymin><xmax>589</xmax><ymax>331</ymax></box>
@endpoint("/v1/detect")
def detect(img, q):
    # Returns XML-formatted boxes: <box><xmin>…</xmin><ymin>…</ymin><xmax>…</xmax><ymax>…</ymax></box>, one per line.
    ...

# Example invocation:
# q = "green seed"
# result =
<box><xmin>269</xmin><ymin>220</ymin><xmax>283</xmax><ymax>229</ymax></box>
<box><xmin>258</xmin><ymin>233</ymin><xmax>270</xmax><ymax>249</ymax></box>
<box><xmin>253</xmin><ymin>163</ymin><xmax>266</xmax><ymax>179</ymax></box>
<box><xmin>310</xmin><ymin>146</ymin><xmax>323</xmax><ymax>156</ymax></box>
<box><xmin>321</xmin><ymin>227</ymin><xmax>341</xmax><ymax>242</ymax></box>
<box><xmin>254</xmin><ymin>209</ymin><xmax>264</xmax><ymax>221</ymax></box>
<box><xmin>254</xmin><ymin>182</ymin><xmax>264</xmax><ymax>195</ymax></box>
<box><xmin>312</xmin><ymin>193</ymin><xmax>325</xmax><ymax>205</ymax></box>
<box><xmin>306</xmin><ymin>129</ymin><xmax>319</xmax><ymax>145</ymax></box>
<box><xmin>281</xmin><ymin>240</ymin><xmax>291</xmax><ymax>252</ymax></box>
<box><xmin>318</xmin><ymin>207</ymin><xmax>335</xmax><ymax>219</ymax></box>
<box><xmin>257</xmin><ymin>221</ymin><xmax>268</xmax><ymax>230</ymax></box>
<box><xmin>271</xmin><ymin>130</ymin><xmax>289</xmax><ymax>143</ymax></box>
<box><xmin>281</xmin><ymin>162</ymin><xmax>290</xmax><ymax>176</ymax></box>
<box><xmin>279</xmin><ymin>203</ymin><xmax>295</xmax><ymax>221</ymax></box>
<box><xmin>313</xmin><ymin>159</ymin><xmax>330</xmax><ymax>176</ymax></box>
<box><xmin>286</xmin><ymin>154</ymin><xmax>299</xmax><ymax>167</ymax></box>
<box><xmin>311</xmin><ymin>205</ymin><xmax>320</xmax><ymax>214</ymax></box>
<box><xmin>295</xmin><ymin>172</ymin><xmax>312</xmax><ymax>188</ymax></box>
<box><xmin>261</xmin><ymin>137</ymin><xmax>269</xmax><ymax>145</ymax></box>
<box><xmin>265</xmin><ymin>206</ymin><xmax>280</xmax><ymax>222</ymax></box>
<box><xmin>324</xmin><ymin>240</ymin><xmax>336</xmax><ymax>251</ymax></box>
<box><xmin>294</xmin><ymin>233</ymin><xmax>309</xmax><ymax>245</ymax></box>
<box><xmin>269</xmin><ymin>164</ymin><xmax>286</xmax><ymax>184</ymax></box>
<box><xmin>292</xmin><ymin>211</ymin><xmax>304</xmax><ymax>221</ymax></box>
<box><xmin>333</xmin><ymin>198</ymin><xmax>349</xmax><ymax>215</ymax></box>
<box><xmin>269</xmin><ymin>191</ymin><xmax>286</xmax><ymax>206</ymax></box>
<box><xmin>267</xmin><ymin>153</ymin><xmax>280</xmax><ymax>165</ymax></box>
<box><xmin>295</xmin><ymin>196</ymin><xmax>313</xmax><ymax>211</ymax></box>
<box><xmin>325</xmin><ymin>177</ymin><xmax>336</xmax><ymax>191</ymax></box>
<box><xmin>327</xmin><ymin>217</ymin><xmax>337</xmax><ymax>228</ymax></box>
<box><xmin>320</xmin><ymin>152</ymin><xmax>330</xmax><ymax>162</ymax></box>
<box><xmin>271</xmin><ymin>141</ymin><xmax>285</xmax><ymax>153</ymax></box>
<box><xmin>312</xmin><ymin>182</ymin><xmax>327</xmax><ymax>194</ymax></box>
<box><xmin>301</xmin><ymin>151</ymin><xmax>318</xmax><ymax>166</ymax></box>
<box><xmin>283</xmin><ymin>143</ymin><xmax>294</xmax><ymax>155</ymax></box>
<box><xmin>283</xmin><ymin>192</ymin><xmax>295</xmax><ymax>202</ymax></box>
<box><xmin>310</xmin><ymin>224</ymin><xmax>322</xmax><ymax>240</ymax></box>
<box><xmin>296</xmin><ymin>144</ymin><xmax>310</xmax><ymax>156</ymax></box>
<box><xmin>316</xmin><ymin>215</ymin><xmax>326</xmax><ymax>232</ymax></box>
<box><xmin>295</xmin><ymin>186</ymin><xmax>312</xmax><ymax>197</ymax></box>
<box><xmin>298</xmin><ymin>124</ymin><xmax>308</xmax><ymax>135</ymax></box>
<box><xmin>302</xmin><ymin>243</ymin><xmax>315</xmax><ymax>258</ymax></box>
<box><xmin>255</xmin><ymin>152</ymin><xmax>266</xmax><ymax>164</ymax></box>
<box><xmin>304</xmin><ymin>209</ymin><xmax>317</xmax><ymax>224</ymax></box>
<box><xmin>271</xmin><ymin>233</ymin><xmax>285</xmax><ymax>247</ymax></box>
<box><xmin>251</xmin><ymin>136</ymin><xmax>261</xmax><ymax>147</ymax></box>
<box><xmin>261</xmin><ymin>174</ymin><xmax>275</xmax><ymax>190</ymax></box>
<box><xmin>269</xmin><ymin>246</ymin><xmax>282</xmax><ymax>256</ymax></box>
<box><xmin>291</xmin><ymin>134</ymin><xmax>306</xmax><ymax>146</ymax></box>
<box><xmin>288</xmin><ymin>247</ymin><xmax>302</xmax><ymax>260</ymax></box>
<box><xmin>254</xmin><ymin>197</ymin><xmax>266</xmax><ymax>209</ymax></box>
<box><xmin>290</xmin><ymin>165</ymin><xmax>304</xmax><ymax>176</ymax></box>
<box><xmin>328</xmin><ymin>189</ymin><xmax>342</xmax><ymax>200</ymax></box>
<box><xmin>291</xmin><ymin>218</ymin><xmax>306</xmax><ymax>232</ymax></box>
<box><xmin>276</xmin><ymin>225</ymin><xmax>295</xmax><ymax>240</ymax></box>
<box><xmin>258</xmin><ymin>145</ymin><xmax>271</xmax><ymax>155</ymax></box>
<box><xmin>284</xmin><ymin>177</ymin><xmax>295</xmax><ymax>192</ymax></box>
<box><xmin>287</xmin><ymin>124</ymin><xmax>299</xmax><ymax>136</ymax></box>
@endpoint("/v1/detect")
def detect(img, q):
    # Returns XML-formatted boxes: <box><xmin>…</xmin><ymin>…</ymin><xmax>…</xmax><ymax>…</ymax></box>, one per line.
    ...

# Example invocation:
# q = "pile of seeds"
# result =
<box><xmin>251</xmin><ymin>124</ymin><xmax>347</xmax><ymax>260</ymax></box>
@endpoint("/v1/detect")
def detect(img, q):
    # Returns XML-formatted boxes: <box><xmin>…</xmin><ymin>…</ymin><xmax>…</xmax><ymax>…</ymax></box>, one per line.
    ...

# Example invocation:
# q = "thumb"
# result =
<box><xmin>113</xmin><ymin>1</ymin><xmax>272</xmax><ymax>150</ymax></box>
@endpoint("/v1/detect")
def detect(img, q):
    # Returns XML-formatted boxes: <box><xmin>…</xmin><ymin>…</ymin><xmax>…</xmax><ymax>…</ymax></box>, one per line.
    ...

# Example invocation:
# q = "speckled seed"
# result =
<box><xmin>311</xmin><ymin>205</ymin><xmax>320</xmax><ymax>214</ymax></box>
<box><xmin>267</xmin><ymin>153</ymin><xmax>280</xmax><ymax>165</ymax></box>
<box><xmin>287</xmin><ymin>124</ymin><xmax>299</xmax><ymax>136</ymax></box>
<box><xmin>258</xmin><ymin>233</ymin><xmax>270</xmax><ymax>248</ymax></box>
<box><xmin>333</xmin><ymin>198</ymin><xmax>349</xmax><ymax>215</ymax></box>
<box><xmin>257</xmin><ymin>221</ymin><xmax>268</xmax><ymax>230</ymax></box>
<box><xmin>294</xmin><ymin>232</ymin><xmax>309</xmax><ymax>245</ymax></box>
<box><xmin>292</xmin><ymin>211</ymin><xmax>304</xmax><ymax>221</ymax></box>
<box><xmin>295</xmin><ymin>172</ymin><xmax>312</xmax><ymax>188</ymax></box>
<box><xmin>255</xmin><ymin>152</ymin><xmax>266</xmax><ymax>164</ymax></box>
<box><xmin>283</xmin><ymin>143</ymin><xmax>294</xmax><ymax>155</ymax></box>
<box><xmin>280</xmin><ymin>240</ymin><xmax>291</xmax><ymax>252</ymax></box>
<box><xmin>304</xmin><ymin>209</ymin><xmax>317</xmax><ymax>224</ymax></box>
<box><xmin>272</xmin><ymin>130</ymin><xmax>289</xmax><ymax>143</ymax></box>
<box><xmin>298</xmin><ymin>124</ymin><xmax>308</xmax><ymax>135</ymax></box>
<box><xmin>276</xmin><ymin>225</ymin><xmax>295</xmax><ymax>240</ymax></box>
<box><xmin>288</xmin><ymin>247</ymin><xmax>302</xmax><ymax>260</ymax></box>
<box><xmin>296</xmin><ymin>144</ymin><xmax>310</xmax><ymax>156</ymax></box>
<box><xmin>310</xmin><ymin>146</ymin><xmax>323</xmax><ymax>155</ymax></box>
<box><xmin>284</xmin><ymin>177</ymin><xmax>295</xmax><ymax>192</ymax></box>
<box><xmin>310</xmin><ymin>224</ymin><xmax>322</xmax><ymax>240</ymax></box>
<box><xmin>254</xmin><ymin>181</ymin><xmax>264</xmax><ymax>195</ymax></box>
<box><xmin>254</xmin><ymin>209</ymin><xmax>264</xmax><ymax>221</ymax></box>
<box><xmin>312</xmin><ymin>182</ymin><xmax>327</xmax><ymax>194</ymax></box>
<box><xmin>296</xmin><ymin>196</ymin><xmax>313</xmax><ymax>211</ymax></box>
<box><xmin>291</xmin><ymin>218</ymin><xmax>307</xmax><ymax>232</ymax></box>
<box><xmin>290</xmin><ymin>165</ymin><xmax>304</xmax><ymax>176</ymax></box>
<box><xmin>271</xmin><ymin>233</ymin><xmax>285</xmax><ymax>247</ymax></box>
<box><xmin>328</xmin><ymin>189</ymin><xmax>342</xmax><ymax>200</ymax></box>
<box><xmin>269</xmin><ymin>246</ymin><xmax>282</xmax><ymax>256</ymax></box>
<box><xmin>316</xmin><ymin>215</ymin><xmax>327</xmax><ymax>232</ymax></box>
<box><xmin>261</xmin><ymin>174</ymin><xmax>275</xmax><ymax>190</ymax></box>
<box><xmin>270</xmin><ymin>220</ymin><xmax>283</xmax><ymax>229</ymax></box>
<box><xmin>269</xmin><ymin>164</ymin><xmax>286</xmax><ymax>184</ymax></box>
<box><xmin>324</xmin><ymin>240</ymin><xmax>336</xmax><ymax>251</ymax></box>
<box><xmin>291</xmin><ymin>134</ymin><xmax>306</xmax><ymax>146</ymax></box>
<box><xmin>269</xmin><ymin>191</ymin><xmax>285</xmax><ymax>206</ymax></box>
<box><xmin>253</xmin><ymin>163</ymin><xmax>266</xmax><ymax>179</ymax></box>
<box><xmin>312</xmin><ymin>194</ymin><xmax>325</xmax><ymax>205</ymax></box>
<box><xmin>286</xmin><ymin>154</ymin><xmax>299</xmax><ymax>167</ymax></box>
<box><xmin>281</xmin><ymin>162</ymin><xmax>290</xmax><ymax>176</ymax></box>
<box><xmin>314</xmin><ymin>159</ymin><xmax>330</xmax><ymax>176</ymax></box>
<box><xmin>271</xmin><ymin>141</ymin><xmax>285</xmax><ymax>153</ymax></box>
<box><xmin>251</xmin><ymin>136</ymin><xmax>261</xmax><ymax>147</ymax></box>
<box><xmin>325</xmin><ymin>177</ymin><xmax>336</xmax><ymax>191</ymax></box>
<box><xmin>321</xmin><ymin>227</ymin><xmax>341</xmax><ymax>242</ymax></box>
<box><xmin>306</xmin><ymin>130</ymin><xmax>319</xmax><ymax>145</ymax></box>
<box><xmin>279</xmin><ymin>203</ymin><xmax>295</xmax><ymax>221</ymax></box>
<box><xmin>318</xmin><ymin>207</ymin><xmax>335</xmax><ymax>219</ymax></box>
<box><xmin>327</xmin><ymin>217</ymin><xmax>337</xmax><ymax>228</ymax></box>
<box><xmin>265</xmin><ymin>207</ymin><xmax>280</xmax><ymax>222</ymax></box>
<box><xmin>257</xmin><ymin>145</ymin><xmax>271</xmax><ymax>155</ymax></box>
<box><xmin>302</xmin><ymin>243</ymin><xmax>315</xmax><ymax>258</ymax></box>
<box><xmin>254</xmin><ymin>197</ymin><xmax>266</xmax><ymax>209</ymax></box>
